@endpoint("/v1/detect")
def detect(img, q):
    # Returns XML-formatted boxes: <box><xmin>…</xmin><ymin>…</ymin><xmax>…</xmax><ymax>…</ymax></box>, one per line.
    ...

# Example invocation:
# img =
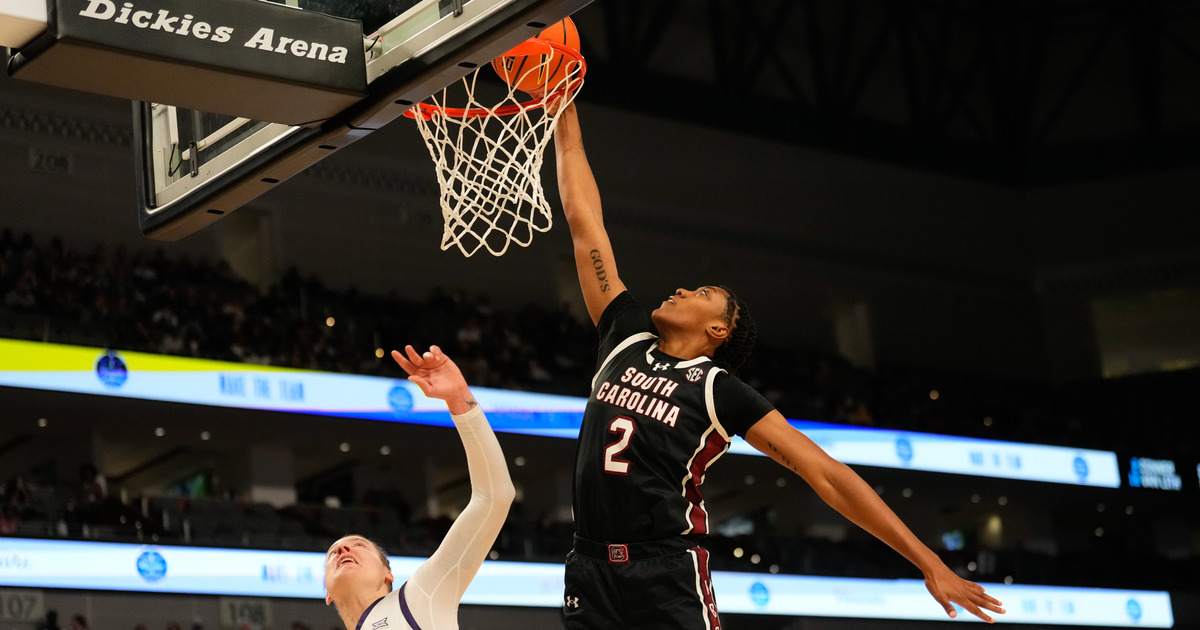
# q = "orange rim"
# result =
<box><xmin>403</xmin><ymin>39</ymin><xmax>586</xmax><ymax>120</ymax></box>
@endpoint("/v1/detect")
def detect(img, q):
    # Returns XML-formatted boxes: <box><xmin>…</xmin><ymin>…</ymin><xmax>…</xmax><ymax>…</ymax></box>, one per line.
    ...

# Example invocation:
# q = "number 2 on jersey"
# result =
<box><xmin>603</xmin><ymin>416</ymin><xmax>635</xmax><ymax>475</ymax></box>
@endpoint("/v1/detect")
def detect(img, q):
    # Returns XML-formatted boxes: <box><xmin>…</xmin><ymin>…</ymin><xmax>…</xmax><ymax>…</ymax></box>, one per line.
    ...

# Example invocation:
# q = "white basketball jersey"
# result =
<box><xmin>357</xmin><ymin>584</ymin><xmax>422</xmax><ymax>630</ymax></box>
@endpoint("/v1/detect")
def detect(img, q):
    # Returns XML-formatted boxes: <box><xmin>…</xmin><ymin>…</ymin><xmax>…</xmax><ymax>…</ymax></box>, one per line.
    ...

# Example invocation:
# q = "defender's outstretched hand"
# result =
<box><xmin>392</xmin><ymin>345</ymin><xmax>474</xmax><ymax>414</ymax></box>
<box><xmin>924</xmin><ymin>562</ymin><xmax>1005</xmax><ymax>623</ymax></box>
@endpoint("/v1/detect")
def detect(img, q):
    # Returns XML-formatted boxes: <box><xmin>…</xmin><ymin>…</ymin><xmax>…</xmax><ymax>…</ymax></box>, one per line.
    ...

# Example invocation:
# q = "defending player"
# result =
<box><xmin>324</xmin><ymin>345</ymin><xmax>515</xmax><ymax>630</ymax></box>
<box><xmin>552</xmin><ymin>102</ymin><xmax>1006</xmax><ymax>627</ymax></box>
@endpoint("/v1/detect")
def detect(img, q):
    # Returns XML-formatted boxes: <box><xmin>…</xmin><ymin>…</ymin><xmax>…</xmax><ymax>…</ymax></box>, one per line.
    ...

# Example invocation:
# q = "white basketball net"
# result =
<box><xmin>410</xmin><ymin>44</ymin><xmax>585</xmax><ymax>257</ymax></box>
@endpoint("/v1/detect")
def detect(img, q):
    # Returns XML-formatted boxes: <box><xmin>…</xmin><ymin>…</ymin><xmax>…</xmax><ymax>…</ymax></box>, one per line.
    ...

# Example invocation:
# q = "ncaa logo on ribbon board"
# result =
<box><xmin>136</xmin><ymin>548</ymin><xmax>168</xmax><ymax>582</ymax></box>
<box><xmin>749</xmin><ymin>582</ymin><xmax>770</xmax><ymax>606</ymax></box>
<box><xmin>1126</xmin><ymin>598</ymin><xmax>1142</xmax><ymax>622</ymax></box>
<box><xmin>95</xmin><ymin>350</ymin><xmax>128</xmax><ymax>389</ymax></box>
<box><xmin>895</xmin><ymin>437</ymin><xmax>913</xmax><ymax>464</ymax></box>
<box><xmin>387</xmin><ymin>384</ymin><xmax>414</xmax><ymax>415</ymax></box>
<box><xmin>1073</xmin><ymin>456</ymin><xmax>1089</xmax><ymax>483</ymax></box>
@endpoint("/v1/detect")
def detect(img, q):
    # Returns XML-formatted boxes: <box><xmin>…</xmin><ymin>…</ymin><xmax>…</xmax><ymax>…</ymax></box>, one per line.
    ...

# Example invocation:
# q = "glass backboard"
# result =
<box><xmin>134</xmin><ymin>0</ymin><xmax>592</xmax><ymax>240</ymax></box>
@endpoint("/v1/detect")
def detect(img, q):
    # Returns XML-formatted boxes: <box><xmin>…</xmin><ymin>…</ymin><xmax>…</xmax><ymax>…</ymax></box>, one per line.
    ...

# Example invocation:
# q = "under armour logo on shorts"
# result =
<box><xmin>607</xmin><ymin>543</ymin><xmax>630</xmax><ymax>564</ymax></box>
<box><xmin>564</xmin><ymin>596</ymin><xmax>580</xmax><ymax>609</ymax></box>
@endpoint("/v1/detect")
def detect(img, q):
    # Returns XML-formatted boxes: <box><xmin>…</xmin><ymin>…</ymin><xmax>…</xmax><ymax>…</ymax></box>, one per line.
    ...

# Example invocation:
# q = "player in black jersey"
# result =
<box><xmin>552</xmin><ymin>102</ymin><xmax>1005</xmax><ymax>628</ymax></box>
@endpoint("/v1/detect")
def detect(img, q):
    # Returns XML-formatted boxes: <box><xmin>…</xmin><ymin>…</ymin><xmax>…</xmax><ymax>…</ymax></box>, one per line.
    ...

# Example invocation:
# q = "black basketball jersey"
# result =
<box><xmin>573</xmin><ymin>291</ymin><xmax>776</xmax><ymax>542</ymax></box>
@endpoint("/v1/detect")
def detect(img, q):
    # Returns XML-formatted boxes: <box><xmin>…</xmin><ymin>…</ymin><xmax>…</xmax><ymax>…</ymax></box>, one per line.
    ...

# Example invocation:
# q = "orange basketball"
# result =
<box><xmin>491</xmin><ymin>17</ymin><xmax>581</xmax><ymax>94</ymax></box>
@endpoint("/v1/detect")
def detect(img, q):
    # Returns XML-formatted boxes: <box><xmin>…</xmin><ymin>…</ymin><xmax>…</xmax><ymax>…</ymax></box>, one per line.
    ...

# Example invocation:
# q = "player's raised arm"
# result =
<box><xmin>391</xmin><ymin>346</ymin><xmax>516</xmax><ymax>619</ymax></box>
<box><xmin>554</xmin><ymin>103</ymin><xmax>627</xmax><ymax>325</ymax></box>
<box><xmin>744</xmin><ymin>411</ymin><xmax>1006</xmax><ymax>623</ymax></box>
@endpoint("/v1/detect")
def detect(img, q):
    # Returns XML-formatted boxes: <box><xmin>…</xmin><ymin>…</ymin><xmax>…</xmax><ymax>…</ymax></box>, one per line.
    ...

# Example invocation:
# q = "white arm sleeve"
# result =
<box><xmin>402</xmin><ymin>406</ymin><xmax>516</xmax><ymax>629</ymax></box>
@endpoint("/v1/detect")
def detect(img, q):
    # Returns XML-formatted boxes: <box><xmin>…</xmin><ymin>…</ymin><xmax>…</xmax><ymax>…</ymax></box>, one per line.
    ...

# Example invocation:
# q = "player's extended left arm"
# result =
<box><xmin>744</xmin><ymin>411</ymin><xmax>1005</xmax><ymax>623</ymax></box>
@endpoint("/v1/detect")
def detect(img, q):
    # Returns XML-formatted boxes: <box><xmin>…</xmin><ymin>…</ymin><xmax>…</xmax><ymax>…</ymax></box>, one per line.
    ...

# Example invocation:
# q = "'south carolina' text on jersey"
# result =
<box><xmin>594</xmin><ymin>367</ymin><xmax>682</xmax><ymax>427</ymax></box>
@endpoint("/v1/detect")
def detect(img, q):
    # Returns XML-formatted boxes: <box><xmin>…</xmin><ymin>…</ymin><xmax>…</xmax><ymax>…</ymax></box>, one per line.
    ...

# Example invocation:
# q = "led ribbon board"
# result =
<box><xmin>0</xmin><ymin>338</ymin><xmax>1120</xmax><ymax>486</ymax></box>
<box><xmin>0</xmin><ymin>538</ymin><xmax>1175</xmax><ymax>627</ymax></box>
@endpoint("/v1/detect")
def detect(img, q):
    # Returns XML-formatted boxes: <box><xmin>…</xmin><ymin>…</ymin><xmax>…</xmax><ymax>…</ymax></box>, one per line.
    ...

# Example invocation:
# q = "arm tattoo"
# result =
<box><xmin>466</xmin><ymin>399</ymin><xmax>478</xmax><ymax>408</ymax></box>
<box><xmin>768</xmin><ymin>441</ymin><xmax>801</xmax><ymax>475</ymax></box>
<box><xmin>588</xmin><ymin>249</ymin><xmax>611</xmax><ymax>292</ymax></box>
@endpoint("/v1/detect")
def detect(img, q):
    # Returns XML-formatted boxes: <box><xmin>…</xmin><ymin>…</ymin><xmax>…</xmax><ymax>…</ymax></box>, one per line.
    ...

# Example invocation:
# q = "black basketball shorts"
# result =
<box><xmin>563</xmin><ymin>535</ymin><xmax>722</xmax><ymax>630</ymax></box>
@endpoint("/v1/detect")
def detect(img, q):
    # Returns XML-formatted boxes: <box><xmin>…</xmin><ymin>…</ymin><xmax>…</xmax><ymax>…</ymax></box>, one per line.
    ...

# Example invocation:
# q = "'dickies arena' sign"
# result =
<box><xmin>8</xmin><ymin>0</ymin><xmax>368</xmax><ymax>125</ymax></box>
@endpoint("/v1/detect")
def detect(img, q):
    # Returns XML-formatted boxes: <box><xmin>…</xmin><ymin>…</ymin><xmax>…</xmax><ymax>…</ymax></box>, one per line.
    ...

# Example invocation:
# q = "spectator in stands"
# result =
<box><xmin>0</xmin><ymin>504</ymin><xmax>19</xmax><ymax>534</ymax></box>
<box><xmin>3</xmin><ymin>275</ymin><xmax>36</xmax><ymax>309</ymax></box>
<box><xmin>36</xmin><ymin>610</ymin><xmax>61</xmax><ymax>630</ymax></box>
<box><xmin>79</xmin><ymin>463</ymin><xmax>106</xmax><ymax>504</ymax></box>
<box><xmin>6</xmin><ymin>474</ymin><xmax>33</xmax><ymax>518</ymax></box>
<box><xmin>324</xmin><ymin>345</ymin><xmax>514</xmax><ymax>630</ymax></box>
<box><xmin>75</xmin><ymin>463</ymin><xmax>107</xmax><ymax>527</ymax></box>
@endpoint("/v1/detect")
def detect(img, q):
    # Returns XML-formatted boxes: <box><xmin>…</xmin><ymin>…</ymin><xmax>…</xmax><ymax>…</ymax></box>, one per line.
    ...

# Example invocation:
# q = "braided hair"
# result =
<box><xmin>712</xmin><ymin>286</ymin><xmax>756</xmax><ymax>374</ymax></box>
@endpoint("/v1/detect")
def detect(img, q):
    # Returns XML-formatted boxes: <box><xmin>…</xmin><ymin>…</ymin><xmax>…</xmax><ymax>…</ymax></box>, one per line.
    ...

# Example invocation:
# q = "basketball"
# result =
<box><xmin>491</xmin><ymin>17</ymin><xmax>581</xmax><ymax>95</ymax></box>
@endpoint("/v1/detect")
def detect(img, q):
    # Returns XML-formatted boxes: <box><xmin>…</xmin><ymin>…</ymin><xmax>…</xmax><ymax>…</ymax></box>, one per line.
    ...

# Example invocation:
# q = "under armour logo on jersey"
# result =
<box><xmin>686</xmin><ymin>367</ymin><xmax>705</xmax><ymax>383</ymax></box>
<box><xmin>564</xmin><ymin>596</ymin><xmax>580</xmax><ymax>609</ymax></box>
<box><xmin>371</xmin><ymin>618</ymin><xmax>388</xmax><ymax>630</ymax></box>
<box><xmin>652</xmin><ymin>362</ymin><xmax>671</xmax><ymax>371</ymax></box>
